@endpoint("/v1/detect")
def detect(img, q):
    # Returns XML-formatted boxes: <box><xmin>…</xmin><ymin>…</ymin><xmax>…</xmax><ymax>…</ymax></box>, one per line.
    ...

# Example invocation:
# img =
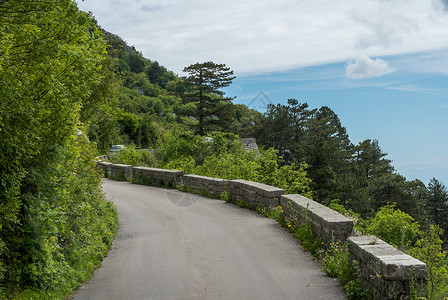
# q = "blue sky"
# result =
<box><xmin>226</xmin><ymin>55</ymin><xmax>448</xmax><ymax>185</ymax></box>
<box><xmin>75</xmin><ymin>0</ymin><xmax>448</xmax><ymax>186</ymax></box>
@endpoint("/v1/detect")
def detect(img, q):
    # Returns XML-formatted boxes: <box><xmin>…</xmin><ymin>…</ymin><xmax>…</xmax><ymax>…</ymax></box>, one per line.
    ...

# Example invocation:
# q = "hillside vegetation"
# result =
<box><xmin>0</xmin><ymin>1</ymin><xmax>118</xmax><ymax>298</ymax></box>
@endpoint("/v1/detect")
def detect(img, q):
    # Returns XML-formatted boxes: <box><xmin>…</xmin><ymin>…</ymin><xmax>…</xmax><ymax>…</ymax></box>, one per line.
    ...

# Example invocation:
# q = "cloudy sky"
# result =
<box><xmin>76</xmin><ymin>0</ymin><xmax>448</xmax><ymax>186</ymax></box>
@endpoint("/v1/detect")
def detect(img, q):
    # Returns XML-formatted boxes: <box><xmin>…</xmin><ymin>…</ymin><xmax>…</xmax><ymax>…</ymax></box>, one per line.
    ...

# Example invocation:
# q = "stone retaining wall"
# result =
<box><xmin>109</xmin><ymin>164</ymin><xmax>132</xmax><ymax>181</ymax></box>
<box><xmin>96</xmin><ymin>161</ymin><xmax>113</xmax><ymax>177</ymax></box>
<box><xmin>240</xmin><ymin>138</ymin><xmax>259</xmax><ymax>154</ymax></box>
<box><xmin>229</xmin><ymin>179</ymin><xmax>284</xmax><ymax>208</ymax></box>
<box><xmin>348</xmin><ymin>236</ymin><xmax>427</xmax><ymax>299</ymax></box>
<box><xmin>280</xmin><ymin>194</ymin><xmax>353</xmax><ymax>244</ymax></box>
<box><xmin>182</xmin><ymin>174</ymin><xmax>228</xmax><ymax>197</ymax></box>
<box><xmin>132</xmin><ymin>166</ymin><xmax>182</xmax><ymax>188</ymax></box>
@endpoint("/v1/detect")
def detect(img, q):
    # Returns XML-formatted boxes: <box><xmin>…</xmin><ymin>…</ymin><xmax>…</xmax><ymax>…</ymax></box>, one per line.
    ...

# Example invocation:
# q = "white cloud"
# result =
<box><xmin>384</xmin><ymin>85</ymin><xmax>423</xmax><ymax>93</ymax></box>
<box><xmin>352</xmin><ymin>8</ymin><xmax>420</xmax><ymax>50</ymax></box>
<box><xmin>75</xmin><ymin>0</ymin><xmax>448</xmax><ymax>75</ymax></box>
<box><xmin>345</xmin><ymin>56</ymin><xmax>395</xmax><ymax>79</ymax></box>
<box><xmin>396</xmin><ymin>156</ymin><xmax>448</xmax><ymax>170</ymax></box>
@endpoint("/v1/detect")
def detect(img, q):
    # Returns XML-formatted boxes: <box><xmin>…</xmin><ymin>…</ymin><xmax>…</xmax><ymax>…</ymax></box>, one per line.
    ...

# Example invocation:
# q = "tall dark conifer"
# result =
<box><xmin>182</xmin><ymin>62</ymin><xmax>235</xmax><ymax>135</ymax></box>
<box><xmin>303</xmin><ymin>106</ymin><xmax>353</xmax><ymax>203</ymax></box>
<box><xmin>427</xmin><ymin>178</ymin><xmax>448</xmax><ymax>236</ymax></box>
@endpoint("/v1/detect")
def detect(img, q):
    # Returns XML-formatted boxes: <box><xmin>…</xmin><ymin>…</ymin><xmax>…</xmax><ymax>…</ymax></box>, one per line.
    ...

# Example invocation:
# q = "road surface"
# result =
<box><xmin>72</xmin><ymin>179</ymin><xmax>346</xmax><ymax>299</ymax></box>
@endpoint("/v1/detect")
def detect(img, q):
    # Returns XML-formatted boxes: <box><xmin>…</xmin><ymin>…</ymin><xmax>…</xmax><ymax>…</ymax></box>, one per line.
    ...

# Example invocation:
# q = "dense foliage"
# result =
<box><xmin>0</xmin><ymin>1</ymin><xmax>118</xmax><ymax>298</ymax></box>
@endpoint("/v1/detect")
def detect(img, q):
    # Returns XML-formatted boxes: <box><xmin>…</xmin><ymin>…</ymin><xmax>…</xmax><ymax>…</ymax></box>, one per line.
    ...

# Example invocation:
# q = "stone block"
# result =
<box><xmin>280</xmin><ymin>194</ymin><xmax>353</xmax><ymax>244</ymax></box>
<box><xmin>183</xmin><ymin>174</ymin><xmax>229</xmax><ymax>197</ymax></box>
<box><xmin>348</xmin><ymin>235</ymin><xmax>427</xmax><ymax>299</ymax></box>
<box><xmin>96</xmin><ymin>161</ymin><xmax>113</xmax><ymax>177</ymax></box>
<box><xmin>348</xmin><ymin>236</ymin><xmax>427</xmax><ymax>281</ymax></box>
<box><xmin>109</xmin><ymin>164</ymin><xmax>132</xmax><ymax>181</ymax></box>
<box><xmin>229</xmin><ymin>180</ymin><xmax>284</xmax><ymax>207</ymax></box>
<box><xmin>132</xmin><ymin>166</ymin><xmax>183</xmax><ymax>187</ymax></box>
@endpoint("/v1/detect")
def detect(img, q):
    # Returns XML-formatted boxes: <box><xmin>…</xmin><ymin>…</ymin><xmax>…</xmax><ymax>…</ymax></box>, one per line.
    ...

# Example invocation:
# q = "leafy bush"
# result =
<box><xmin>367</xmin><ymin>204</ymin><xmax>419</xmax><ymax>249</ymax></box>
<box><xmin>1</xmin><ymin>138</ymin><xmax>118</xmax><ymax>299</ymax></box>
<box><xmin>408</xmin><ymin>225</ymin><xmax>448</xmax><ymax>299</ymax></box>
<box><xmin>155</xmin><ymin>126</ymin><xmax>227</xmax><ymax>166</ymax></box>
<box><xmin>108</xmin><ymin>145</ymin><xmax>155</xmax><ymax>167</ymax></box>
<box><xmin>258</xmin><ymin>205</ymin><xmax>285</xmax><ymax>225</ymax></box>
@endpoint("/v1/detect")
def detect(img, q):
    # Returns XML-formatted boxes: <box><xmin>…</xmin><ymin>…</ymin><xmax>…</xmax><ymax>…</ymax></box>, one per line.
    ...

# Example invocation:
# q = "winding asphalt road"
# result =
<box><xmin>72</xmin><ymin>179</ymin><xmax>346</xmax><ymax>299</ymax></box>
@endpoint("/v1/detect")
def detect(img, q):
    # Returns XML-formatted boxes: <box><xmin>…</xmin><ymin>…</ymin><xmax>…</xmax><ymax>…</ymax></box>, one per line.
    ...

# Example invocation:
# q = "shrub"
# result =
<box><xmin>408</xmin><ymin>225</ymin><xmax>448</xmax><ymax>299</ymax></box>
<box><xmin>367</xmin><ymin>204</ymin><xmax>419</xmax><ymax>249</ymax></box>
<box><xmin>1</xmin><ymin>138</ymin><xmax>118</xmax><ymax>299</ymax></box>
<box><xmin>108</xmin><ymin>145</ymin><xmax>155</xmax><ymax>167</ymax></box>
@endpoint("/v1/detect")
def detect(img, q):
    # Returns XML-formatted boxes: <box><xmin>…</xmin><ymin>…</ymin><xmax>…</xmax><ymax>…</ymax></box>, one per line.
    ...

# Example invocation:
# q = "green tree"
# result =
<box><xmin>182</xmin><ymin>62</ymin><xmax>236</xmax><ymax>135</ymax></box>
<box><xmin>127</xmin><ymin>47</ymin><xmax>146</xmax><ymax>73</ymax></box>
<box><xmin>353</xmin><ymin>139</ymin><xmax>394</xmax><ymax>180</ymax></box>
<box><xmin>256</xmin><ymin>100</ymin><xmax>314</xmax><ymax>165</ymax></box>
<box><xmin>286</xmin><ymin>99</ymin><xmax>315</xmax><ymax>164</ymax></box>
<box><xmin>342</xmin><ymin>139</ymin><xmax>395</xmax><ymax>216</ymax></box>
<box><xmin>231</xmin><ymin>104</ymin><xmax>263</xmax><ymax>137</ymax></box>
<box><xmin>367</xmin><ymin>204</ymin><xmax>420</xmax><ymax>249</ymax></box>
<box><xmin>426</xmin><ymin>178</ymin><xmax>448</xmax><ymax>240</ymax></box>
<box><xmin>80</xmin><ymin>47</ymin><xmax>121</xmax><ymax>152</ymax></box>
<box><xmin>146</xmin><ymin>60</ymin><xmax>176</xmax><ymax>87</ymax></box>
<box><xmin>260</xmin><ymin>103</ymin><xmax>291</xmax><ymax>159</ymax></box>
<box><xmin>303</xmin><ymin>106</ymin><xmax>353</xmax><ymax>203</ymax></box>
<box><xmin>135</xmin><ymin>113</ymin><xmax>160</xmax><ymax>148</ymax></box>
<box><xmin>408</xmin><ymin>225</ymin><xmax>448</xmax><ymax>298</ymax></box>
<box><xmin>118</xmin><ymin>112</ymin><xmax>139</xmax><ymax>140</ymax></box>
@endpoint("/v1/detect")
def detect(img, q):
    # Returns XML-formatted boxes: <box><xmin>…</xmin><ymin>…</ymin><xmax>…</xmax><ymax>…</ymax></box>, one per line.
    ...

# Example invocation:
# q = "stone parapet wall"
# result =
<box><xmin>109</xmin><ymin>163</ymin><xmax>133</xmax><ymax>181</ymax></box>
<box><xmin>348</xmin><ymin>236</ymin><xmax>427</xmax><ymax>299</ymax></box>
<box><xmin>240</xmin><ymin>138</ymin><xmax>259</xmax><ymax>153</ymax></box>
<box><xmin>132</xmin><ymin>166</ymin><xmax>182</xmax><ymax>188</ymax></box>
<box><xmin>96</xmin><ymin>161</ymin><xmax>113</xmax><ymax>177</ymax></box>
<box><xmin>280</xmin><ymin>194</ymin><xmax>353</xmax><ymax>244</ymax></box>
<box><xmin>229</xmin><ymin>179</ymin><xmax>284</xmax><ymax>208</ymax></box>
<box><xmin>182</xmin><ymin>174</ymin><xmax>228</xmax><ymax>197</ymax></box>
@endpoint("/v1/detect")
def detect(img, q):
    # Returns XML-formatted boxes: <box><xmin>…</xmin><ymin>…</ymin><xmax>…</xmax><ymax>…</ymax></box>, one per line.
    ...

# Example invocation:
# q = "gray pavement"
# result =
<box><xmin>72</xmin><ymin>178</ymin><xmax>346</xmax><ymax>300</ymax></box>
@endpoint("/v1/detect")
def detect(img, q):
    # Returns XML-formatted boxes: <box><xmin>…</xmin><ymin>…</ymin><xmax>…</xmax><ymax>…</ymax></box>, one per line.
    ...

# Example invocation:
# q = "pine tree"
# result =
<box><xmin>427</xmin><ymin>178</ymin><xmax>448</xmax><ymax>238</ymax></box>
<box><xmin>182</xmin><ymin>62</ymin><xmax>235</xmax><ymax>135</ymax></box>
<box><xmin>303</xmin><ymin>106</ymin><xmax>353</xmax><ymax>203</ymax></box>
<box><xmin>261</xmin><ymin>103</ymin><xmax>291</xmax><ymax>159</ymax></box>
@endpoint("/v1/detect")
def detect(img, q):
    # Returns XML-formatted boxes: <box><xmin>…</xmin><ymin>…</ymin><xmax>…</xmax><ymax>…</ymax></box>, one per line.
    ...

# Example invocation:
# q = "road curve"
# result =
<box><xmin>72</xmin><ymin>179</ymin><xmax>346</xmax><ymax>300</ymax></box>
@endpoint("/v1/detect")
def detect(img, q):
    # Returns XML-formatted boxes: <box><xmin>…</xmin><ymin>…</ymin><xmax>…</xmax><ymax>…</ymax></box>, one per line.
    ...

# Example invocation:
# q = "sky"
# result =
<box><xmin>75</xmin><ymin>0</ymin><xmax>448</xmax><ymax>186</ymax></box>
